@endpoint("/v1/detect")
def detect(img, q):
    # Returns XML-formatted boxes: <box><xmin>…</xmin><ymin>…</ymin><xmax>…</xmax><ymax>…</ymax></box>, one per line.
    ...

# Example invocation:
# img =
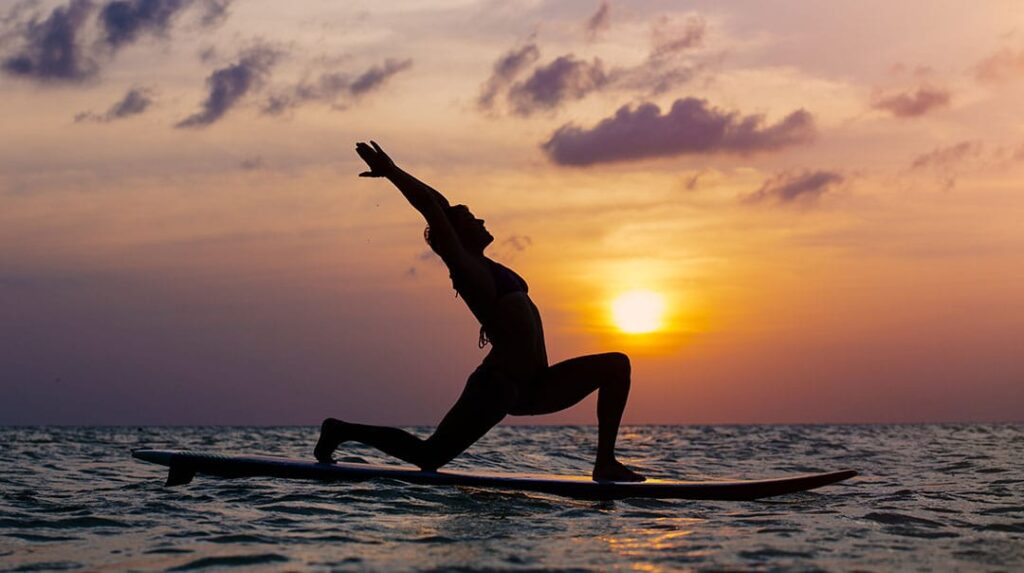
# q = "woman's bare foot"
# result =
<box><xmin>314</xmin><ymin>418</ymin><xmax>347</xmax><ymax>463</ymax></box>
<box><xmin>592</xmin><ymin>458</ymin><xmax>646</xmax><ymax>482</ymax></box>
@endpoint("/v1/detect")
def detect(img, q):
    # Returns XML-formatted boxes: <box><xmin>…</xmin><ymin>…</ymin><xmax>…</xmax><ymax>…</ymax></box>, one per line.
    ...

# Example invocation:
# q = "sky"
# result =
<box><xmin>1</xmin><ymin>0</ymin><xmax>1023</xmax><ymax>426</ymax></box>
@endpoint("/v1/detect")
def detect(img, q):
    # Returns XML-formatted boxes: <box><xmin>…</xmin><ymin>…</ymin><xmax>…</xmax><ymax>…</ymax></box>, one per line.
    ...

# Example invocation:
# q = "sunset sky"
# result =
<box><xmin>2</xmin><ymin>0</ymin><xmax>1022</xmax><ymax>425</ymax></box>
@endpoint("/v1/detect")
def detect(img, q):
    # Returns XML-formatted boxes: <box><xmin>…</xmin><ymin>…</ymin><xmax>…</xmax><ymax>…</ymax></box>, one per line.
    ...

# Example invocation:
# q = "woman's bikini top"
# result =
<box><xmin>450</xmin><ymin>259</ymin><xmax>530</xmax><ymax>348</ymax></box>
<box><xmin>486</xmin><ymin>259</ymin><xmax>528</xmax><ymax>298</ymax></box>
<box><xmin>478</xmin><ymin>260</ymin><xmax>529</xmax><ymax>348</ymax></box>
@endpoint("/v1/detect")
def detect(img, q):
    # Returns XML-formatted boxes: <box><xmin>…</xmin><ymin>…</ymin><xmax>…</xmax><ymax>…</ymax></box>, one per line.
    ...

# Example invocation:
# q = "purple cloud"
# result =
<box><xmin>747</xmin><ymin>170</ymin><xmax>844</xmax><ymax>204</ymax></box>
<box><xmin>871</xmin><ymin>86</ymin><xmax>950</xmax><ymax>118</ymax></box>
<box><xmin>477</xmin><ymin>42</ymin><xmax>540</xmax><ymax>111</ymax></box>
<box><xmin>98</xmin><ymin>0</ymin><xmax>189</xmax><ymax>49</ymax></box>
<box><xmin>502</xmin><ymin>235</ymin><xmax>532</xmax><ymax>252</ymax></box>
<box><xmin>176</xmin><ymin>44</ymin><xmax>279</xmax><ymax>128</ymax></box>
<box><xmin>96</xmin><ymin>0</ymin><xmax>231</xmax><ymax>50</ymax></box>
<box><xmin>508</xmin><ymin>55</ymin><xmax>608</xmax><ymax>116</ymax></box>
<box><xmin>585</xmin><ymin>1</ymin><xmax>610</xmax><ymax>41</ymax></box>
<box><xmin>683</xmin><ymin>169</ymin><xmax>709</xmax><ymax>191</ymax></box>
<box><xmin>909</xmin><ymin>140</ymin><xmax>981</xmax><ymax>190</ymax></box>
<box><xmin>611</xmin><ymin>58</ymin><xmax>706</xmax><ymax>96</ymax></box>
<box><xmin>542</xmin><ymin>98</ymin><xmax>816</xmax><ymax>166</ymax></box>
<box><xmin>650</xmin><ymin>14</ymin><xmax>705</xmax><ymax>60</ymax></box>
<box><xmin>910</xmin><ymin>141</ymin><xmax>980</xmax><ymax>170</ymax></box>
<box><xmin>478</xmin><ymin>14</ymin><xmax>714</xmax><ymax>116</ymax></box>
<box><xmin>74</xmin><ymin>86</ymin><xmax>154</xmax><ymax>122</ymax></box>
<box><xmin>239</xmin><ymin>155</ymin><xmax>265</xmax><ymax>170</ymax></box>
<box><xmin>349</xmin><ymin>58</ymin><xmax>412</xmax><ymax>96</ymax></box>
<box><xmin>605</xmin><ymin>15</ymin><xmax>710</xmax><ymax>96</ymax></box>
<box><xmin>263</xmin><ymin>72</ymin><xmax>347</xmax><ymax>115</ymax></box>
<box><xmin>2</xmin><ymin>0</ymin><xmax>232</xmax><ymax>84</ymax></box>
<box><xmin>2</xmin><ymin>0</ymin><xmax>97</xmax><ymax>82</ymax></box>
<box><xmin>974</xmin><ymin>48</ymin><xmax>1024</xmax><ymax>83</ymax></box>
<box><xmin>197</xmin><ymin>0</ymin><xmax>231</xmax><ymax>27</ymax></box>
<box><xmin>493</xmin><ymin>234</ymin><xmax>533</xmax><ymax>261</ymax></box>
<box><xmin>262</xmin><ymin>58</ymin><xmax>412</xmax><ymax>115</ymax></box>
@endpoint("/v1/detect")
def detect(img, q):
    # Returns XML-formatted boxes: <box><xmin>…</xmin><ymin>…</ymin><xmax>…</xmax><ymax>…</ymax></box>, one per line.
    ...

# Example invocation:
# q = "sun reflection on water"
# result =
<box><xmin>601</xmin><ymin>517</ymin><xmax>707</xmax><ymax>569</ymax></box>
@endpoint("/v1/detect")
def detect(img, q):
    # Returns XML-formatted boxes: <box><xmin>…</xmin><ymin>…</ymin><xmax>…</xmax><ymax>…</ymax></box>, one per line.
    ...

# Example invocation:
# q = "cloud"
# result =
<box><xmin>502</xmin><ymin>235</ymin><xmax>532</xmax><ymax>252</ymax></box>
<box><xmin>888</xmin><ymin>62</ymin><xmax>935</xmax><ymax>78</ymax></box>
<box><xmin>602</xmin><ymin>15</ymin><xmax>711</xmax><ymax>97</ymax></box>
<box><xmin>611</xmin><ymin>58</ymin><xmax>705</xmax><ymax>96</ymax></box>
<box><xmin>197</xmin><ymin>0</ymin><xmax>231</xmax><ymax>27</ymax></box>
<box><xmin>490</xmin><ymin>234</ymin><xmax>532</xmax><ymax>261</ymax></box>
<box><xmin>176</xmin><ymin>44</ymin><xmax>280</xmax><ymax>128</ymax></box>
<box><xmin>1</xmin><ymin>0</ymin><xmax>98</xmax><ymax>82</ymax></box>
<box><xmin>97</xmin><ymin>0</ymin><xmax>191</xmax><ymax>50</ymax></box>
<box><xmin>910</xmin><ymin>141</ymin><xmax>981</xmax><ymax>170</ymax></box>
<box><xmin>97</xmin><ymin>0</ymin><xmax>231</xmax><ymax>49</ymax></box>
<box><xmin>2</xmin><ymin>0</ymin><xmax>232</xmax><ymax>84</ymax></box>
<box><xmin>683</xmin><ymin>169</ymin><xmax>715</xmax><ymax>191</ymax></box>
<box><xmin>909</xmin><ymin>140</ymin><xmax>982</xmax><ymax>190</ymax></box>
<box><xmin>239</xmin><ymin>156</ymin><xmax>264</xmax><ymax>170</ymax></box>
<box><xmin>542</xmin><ymin>98</ymin><xmax>816</xmax><ymax>166</ymax></box>
<box><xmin>746</xmin><ymin>170</ymin><xmax>843</xmax><ymax>204</ymax></box>
<box><xmin>974</xmin><ymin>47</ymin><xmax>1024</xmax><ymax>83</ymax></box>
<box><xmin>606</xmin><ymin>15</ymin><xmax>711</xmax><ymax>96</ymax></box>
<box><xmin>478</xmin><ymin>13</ymin><xmax>713</xmax><ymax>116</ymax></box>
<box><xmin>870</xmin><ymin>86</ymin><xmax>950</xmax><ymax>118</ymax></box>
<box><xmin>0</xmin><ymin>1</ymin><xmax>38</xmax><ymax>36</ymax></box>
<box><xmin>584</xmin><ymin>1</ymin><xmax>610</xmax><ymax>41</ymax></box>
<box><xmin>262</xmin><ymin>58</ymin><xmax>412</xmax><ymax>115</ymax></box>
<box><xmin>507</xmin><ymin>55</ymin><xmax>608</xmax><ymax>116</ymax></box>
<box><xmin>74</xmin><ymin>86</ymin><xmax>153</xmax><ymax>122</ymax></box>
<box><xmin>650</xmin><ymin>14</ymin><xmax>705</xmax><ymax>60</ymax></box>
<box><xmin>1014</xmin><ymin>143</ymin><xmax>1024</xmax><ymax>162</ymax></box>
<box><xmin>479</xmin><ymin>14</ymin><xmax>713</xmax><ymax>115</ymax></box>
<box><xmin>477</xmin><ymin>42</ymin><xmax>540</xmax><ymax>111</ymax></box>
<box><xmin>348</xmin><ymin>58</ymin><xmax>412</xmax><ymax>96</ymax></box>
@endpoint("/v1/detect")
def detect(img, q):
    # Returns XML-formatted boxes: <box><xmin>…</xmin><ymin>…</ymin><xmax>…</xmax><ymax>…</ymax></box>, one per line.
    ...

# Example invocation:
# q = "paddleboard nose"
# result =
<box><xmin>132</xmin><ymin>449</ymin><xmax>175</xmax><ymax>465</ymax></box>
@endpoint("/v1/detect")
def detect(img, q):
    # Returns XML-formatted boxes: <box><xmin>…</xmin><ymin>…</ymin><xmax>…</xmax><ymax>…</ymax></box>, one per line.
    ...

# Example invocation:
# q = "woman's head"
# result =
<box><xmin>425</xmin><ymin>204</ymin><xmax>493</xmax><ymax>254</ymax></box>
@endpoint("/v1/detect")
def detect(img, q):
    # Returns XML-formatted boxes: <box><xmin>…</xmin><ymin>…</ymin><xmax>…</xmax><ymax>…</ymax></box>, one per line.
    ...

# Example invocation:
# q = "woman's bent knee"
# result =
<box><xmin>605</xmin><ymin>352</ymin><xmax>631</xmax><ymax>381</ymax></box>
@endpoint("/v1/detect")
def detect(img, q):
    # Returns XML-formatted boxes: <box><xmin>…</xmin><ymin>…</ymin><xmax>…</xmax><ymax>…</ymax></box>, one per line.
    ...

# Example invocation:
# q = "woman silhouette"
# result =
<box><xmin>315</xmin><ymin>141</ymin><xmax>645</xmax><ymax>482</ymax></box>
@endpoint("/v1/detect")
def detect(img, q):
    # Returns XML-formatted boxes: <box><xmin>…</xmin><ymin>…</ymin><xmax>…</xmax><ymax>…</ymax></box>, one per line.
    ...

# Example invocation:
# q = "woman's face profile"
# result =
<box><xmin>450</xmin><ymin>207</ymin><xmax>493</xmax><ymax>251</ymax></box>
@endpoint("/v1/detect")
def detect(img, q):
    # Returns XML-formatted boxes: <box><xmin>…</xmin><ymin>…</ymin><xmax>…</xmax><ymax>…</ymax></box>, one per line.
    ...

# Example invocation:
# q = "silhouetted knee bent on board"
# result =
<box><xmin>314</xmin><ymin>141</ymin><xmax>645</xmax><ymax>483</ymax></box>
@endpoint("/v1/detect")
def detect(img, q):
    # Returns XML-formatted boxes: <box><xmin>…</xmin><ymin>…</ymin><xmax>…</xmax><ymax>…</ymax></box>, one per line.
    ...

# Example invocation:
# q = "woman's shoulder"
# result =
<box><xmin>447</xmin><ymin>253</ymin><xmax>496</xmax><ymax>297</ymax></box>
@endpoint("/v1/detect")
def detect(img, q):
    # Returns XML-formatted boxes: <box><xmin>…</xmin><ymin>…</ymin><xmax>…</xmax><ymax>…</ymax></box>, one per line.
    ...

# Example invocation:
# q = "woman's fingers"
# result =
<box><xmin>355</xmin><ymin>141</ymin><xmax>390</xmax><ymax>177</ymax></box>
<box><xmin>356</xmin><ymin>149</ymin><xmax>376</xmax><ymax>164</ymax></box>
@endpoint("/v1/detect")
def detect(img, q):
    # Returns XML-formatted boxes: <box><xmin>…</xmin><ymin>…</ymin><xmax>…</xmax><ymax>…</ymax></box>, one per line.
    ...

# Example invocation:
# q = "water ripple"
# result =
<box><xmin>1</xmin><ymin>424</ymin><xmax>1022</xmax><ymax>571</ymax></box>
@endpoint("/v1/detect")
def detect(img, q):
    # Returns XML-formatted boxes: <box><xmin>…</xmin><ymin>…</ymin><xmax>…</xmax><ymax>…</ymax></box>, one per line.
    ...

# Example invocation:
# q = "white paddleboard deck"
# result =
<box><xmin>132</xmin><ymin>449</ymin><xmax>856</xmax><ymax>501</ymax></box>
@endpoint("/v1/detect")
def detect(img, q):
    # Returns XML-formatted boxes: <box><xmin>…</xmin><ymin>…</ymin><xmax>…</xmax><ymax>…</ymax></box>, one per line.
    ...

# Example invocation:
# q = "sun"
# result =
<box><xmin>611</xmin><ymin>290</ymin><xmax>666</xmax><ymax>334</ymax></box>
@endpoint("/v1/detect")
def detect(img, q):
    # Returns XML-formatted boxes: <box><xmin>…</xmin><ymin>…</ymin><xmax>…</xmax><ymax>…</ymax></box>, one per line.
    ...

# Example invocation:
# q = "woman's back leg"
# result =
<box><xmin>315</xmin><ymin>369</ymin><xmax>508</xmax><ymax>471</ymax></box>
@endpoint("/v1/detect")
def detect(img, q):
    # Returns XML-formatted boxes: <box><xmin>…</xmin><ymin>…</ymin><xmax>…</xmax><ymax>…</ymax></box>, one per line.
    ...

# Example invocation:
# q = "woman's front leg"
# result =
<box><xmin>511</xmin><ymin>352</ymin><xmax>645</xmax><ymax>482</ymax></box>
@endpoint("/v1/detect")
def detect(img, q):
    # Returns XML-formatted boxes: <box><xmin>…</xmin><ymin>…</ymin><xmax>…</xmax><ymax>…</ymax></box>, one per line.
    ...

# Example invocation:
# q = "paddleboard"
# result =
<box><xmin>132</xmin><ymin>449</ymin><xmax>856</xmax><ymax>501</ymax></box>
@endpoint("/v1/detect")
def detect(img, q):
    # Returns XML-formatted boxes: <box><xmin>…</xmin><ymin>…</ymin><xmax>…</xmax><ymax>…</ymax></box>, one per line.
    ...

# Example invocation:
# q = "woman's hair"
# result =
<box><xmin>424</xmin><ymin>204</ymin><xmax>470</xmax><ymax>252</ymax></box>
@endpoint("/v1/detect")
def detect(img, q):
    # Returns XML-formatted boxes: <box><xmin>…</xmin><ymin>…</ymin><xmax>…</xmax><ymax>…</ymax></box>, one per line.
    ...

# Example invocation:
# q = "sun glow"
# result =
<box><xmin>611</xmin><ymin>290</ymin><xmax>666</xmax><ymax>334</ymax></box>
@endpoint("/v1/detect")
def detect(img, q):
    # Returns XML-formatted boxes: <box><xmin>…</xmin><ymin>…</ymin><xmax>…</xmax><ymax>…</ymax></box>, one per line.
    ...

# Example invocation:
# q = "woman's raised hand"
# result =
<box><xmin>356</xmin><ymin>141</ymin><xmax>396</xmax><ymax>177</ymax></box>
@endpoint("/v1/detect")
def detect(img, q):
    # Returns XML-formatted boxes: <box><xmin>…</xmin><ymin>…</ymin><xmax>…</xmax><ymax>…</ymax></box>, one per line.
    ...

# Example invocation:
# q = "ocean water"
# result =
<box><xmin>1</xmin><ymin>425</ymin><xmax>1022</xmax><ymax>572</ymax></box>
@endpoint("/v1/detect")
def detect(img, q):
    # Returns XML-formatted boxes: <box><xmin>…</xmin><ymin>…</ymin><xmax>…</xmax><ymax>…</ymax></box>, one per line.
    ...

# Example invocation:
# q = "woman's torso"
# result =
<box><xmin>451</xmin><ymin>258</ymin><xmax>548</xmax><ymax>381</ymax></box>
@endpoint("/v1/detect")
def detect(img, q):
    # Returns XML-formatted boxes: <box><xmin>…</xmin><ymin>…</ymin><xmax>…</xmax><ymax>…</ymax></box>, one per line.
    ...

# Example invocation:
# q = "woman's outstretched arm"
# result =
<box><xmin>356</xmin><ymin>141</ymin><xmax>460</xmax><ymax>258</ymax></box>
<box><xmin>356</xmin><ymin>141</ymin><xmax>449</xmax><ymax>211</ymax></box>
